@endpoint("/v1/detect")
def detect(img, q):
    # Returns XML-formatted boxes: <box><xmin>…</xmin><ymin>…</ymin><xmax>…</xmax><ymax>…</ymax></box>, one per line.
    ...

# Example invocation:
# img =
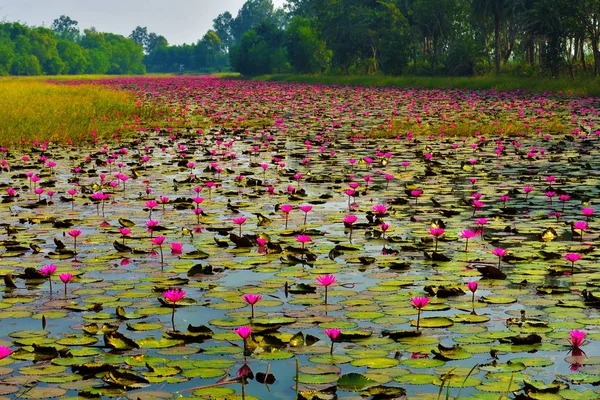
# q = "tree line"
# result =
<box><xmin>3</xmin><ymin>0</ymin><xmax>600</xmax><ymax>77</ymax></box>
<box><xmin>225</xmin><ymin>0</ymin><xmax>600</xmax><ymax>77</ymax></box>
<box><xmin>0</xmin><ymin>16</ymin><xmax>144</xmax><ymax>75</ymax></box>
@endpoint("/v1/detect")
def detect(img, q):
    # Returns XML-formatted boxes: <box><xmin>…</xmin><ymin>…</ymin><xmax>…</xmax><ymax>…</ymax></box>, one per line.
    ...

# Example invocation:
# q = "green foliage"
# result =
<box><xmin>285</xmin><ymin>17</ymin><xmax>329</xmax><ymax>73</ymax></box>
<box><xmin>230</xmin><ymin>21</ymin><xmax>288</xmax><ymax>76</ymax></box>
<box><xmin>0</xmin><ymin>20</ymin><xmax>146</xmax><ymax>76</ymax></box>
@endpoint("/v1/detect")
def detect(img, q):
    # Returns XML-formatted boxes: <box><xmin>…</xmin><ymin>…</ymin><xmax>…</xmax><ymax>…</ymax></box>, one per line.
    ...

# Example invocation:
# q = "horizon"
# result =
<box><xmin>0</xmin><ymin>0</ymin><xmax>286</xmax><ymax>45</ymax></box>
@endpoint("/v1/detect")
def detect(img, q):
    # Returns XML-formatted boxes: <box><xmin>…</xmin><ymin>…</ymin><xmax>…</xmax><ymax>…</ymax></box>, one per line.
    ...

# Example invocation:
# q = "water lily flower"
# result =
<box><xmin>316</xmin><ymin>274</ymin><xmax>337</xmax><ymax>305</ymax></box>
<box><xmin>466</xmin><ymin>281</ymin><xmax>478</xmax><ymax>305</ymax></box>
<box><xmin>68</xmin><ymin>229</ymin><xmax>82</xmax><ymax>252</ymax></box>
<box><xmin>411</xmin><ymin>189</ymin><xmax>423</xmax><ymax>205</ymax></box>
<box><xmin>460</xmin><ymin>229</ymin><xmax>479</xmax><ymax>252</ymax></box>
<box><xmin>492</xmin><ymin>248</ymin><xmax>508</xmax><ymax>269</ymax></box>
<box><xmin>163</xmin><ymin>288</ymin><xmax>186</xmax><ymax>330</ymax></box>
<box><xmin>0</xmin><ymin>347</ymin><xmax>12</xmax><ymax>359</ymax></box>
<box><xmin>325</xmin><ymin>328</ymin><xmax>341</xmax><ymax>354</ymax></box>
<box><xmin>296</xmin><ymin>234</ymin><xmax>311</xmax><ymax>249</ymax></box>
<box><xmin>233</xmin><ymin>217</ymin><xmax>247</xmax><ymax>236</ymax></box>
<box><xmin>40</xmin><ymin>264</ymin><xmax>57</xmax><ymax>294</ymax></box>
<box><xmin>59</xmin><ymin>273</ymin><xmax>73</xmax><ymax>296</ymax></box>
<box><xmin>242</xmin><ymin>293</ymin><xmax>262</xmax><ymax>318</ymax></box>
<box><xmin>410</xmin><ymin>296</ymin><xmax>430</xmax><ymax>331</ymax></box>
<box><xmin>569</xmin><ymin>329</ymin><xmax>585</xmax><ymax>349</ymax></box>
<box><xmin>171</xmin><ymin>242</ymin><xmax>183</xmax><ymax>255</ymax></box>
<box><xmin>573</xmin><ymin>221</ymin><xmax>588</xmax><ymax>241</ymax></box>
<box><xmin>429</xmin><ymin>227</ymin><xmax>444</xmax><ymax>251</ymax></box>
<box><xmin>380</xmin><ymin>223</ymin><xmax>390</xmax><ymax>238</ymax></box>
<box><xmin>299</xmin><ymin>205</ymin><xmax>312</xmax><ymax>225</ymax></box>
<box><xmin>565</xmin><ymin>253</ymin><xmax>582</xmax><ymax>273</ymax></box>
<box><xmin>373</xmin><ymin>204</ymin><xmax>387</xmax><ymax>217</ymax></box>
<box><xmin>151</xmin><ymin>236</ymin><xmax>166</xmax><ymax>265</ymax></box>
<box><xmin>280</xmin><ymin>204</ymin><xmax>293</xmax><ymax>229</ymax></box>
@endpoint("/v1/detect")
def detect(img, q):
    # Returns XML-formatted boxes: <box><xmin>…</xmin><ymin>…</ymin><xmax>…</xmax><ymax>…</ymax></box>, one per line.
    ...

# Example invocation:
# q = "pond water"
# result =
<box><xmin>1</xmin><ymin>77</ymin><xmax>600</xmax><ymax>399</ymax></box>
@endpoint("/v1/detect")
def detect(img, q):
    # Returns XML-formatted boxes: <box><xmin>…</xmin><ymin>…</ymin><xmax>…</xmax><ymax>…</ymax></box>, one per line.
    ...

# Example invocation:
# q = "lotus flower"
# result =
<box><xmin>0</xmin><ymin>347</ymin><xmax>12</xmax><ymax>359</ymax></box>
<box><xmin>233</xmin><ymin>217</ymin><xmax>247</xmax><ymax>236</ymax></box>
<box><xmin>316</xmin><ymin>274</ymin><xmax>337</xmax><ymax>305</ymax></box>
<box><xmin>460</xmin><ymin>229</ymin><xmax>479</xmax><ymax>252</ymax></box>
<box><xmin>40</xmin><ymin>264</ymin><xmax>57</xmax><ymax>294</ymax></box>
<box><xmin>373</xmin><ymin>204</ymin><xmax>387</xmax><ymax>217</ymax></box>
<box><xmin>68</xmin><ymin>229</ymin><xmax>82</xmax><ymax>252</ymax></box>
<box><xmin>299</xmin><ymin>205</ymin><xmax>312</xmax><ymax>225</ymax></box>
<box><xmin>296</xmin><ymin>234</ymin><xmax>311</xmax><ymax>250</ymax></box>
<box><xmin>280</xmin><ymin>204</ymin><xmax>293</xmax><ymax>229</ymax></box>
<box><xmin>492</xmin><ymin>248</ymin><xmax>508</xmax><ymax>269</ymax></box>
<box><xmin>59</xmin><ymin>273</ymin><xmax>73</xmax><ymax>296</ymax></box>
<box><xmin>410</xmin><ymin>296</ymin><xmax>430</xmax><ymax>331</ymax></box>
<box><xmin>242</xmin><ymin>293</ymin><xmax>262</xmax><ymax>318</ymax></box>
<box><xmin>466</xmin><ymin>281</ymin><xmax>478</xmax><ymax>305</ymax></box>
<box><xmin>344</xmin><ymin>214</ymin><xmax>358</xmax><ymax>241</ymax></box>
<box><xmin>325</xmin><ymin>328</ymin><xmax>341</xmax><ymax>354</ymax></box>
<box><xmin>236</xmin><ymin>325</ymin><xmax>253</xmax><ymax>356</ymax></box>
<box><xmin>429</xmin><ymin>227</ymin><xmax>444</xmax><ymax>251</ymax></box>
<box><xmin>565</xmin><ymin>253</ymin><xmax>582</xmax><ymax>273</ymax></box>
<box><xmin>569</xmin><ymin>329</ymin><xmax>585</xmax><ymax>348</ymax></box>
<box><xmin>573</xmin><ymin>221</ymin><xmax>588</xmax><ymax>241</ymax></box>
<box><xmin>163</xmin><ymin>288</ymin><xmax>185</xmax><ymax>330</ymax></box>
<box><xmin>151</xmin><ymin>236</ymin><xmax>166</xmax><ymax>265</ymax></box>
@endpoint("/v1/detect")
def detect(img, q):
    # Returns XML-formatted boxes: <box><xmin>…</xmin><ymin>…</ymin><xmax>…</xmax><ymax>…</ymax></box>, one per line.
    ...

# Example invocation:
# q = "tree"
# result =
<box><xmin>51</xmin><ymin>15</ymin><xmax>80</xmax><ymax>42</ymax></box>
<box><xmin>213</xmin><ymin>12</ymin><xmax>234</xmax><ymax>50</ymax></box>
<box><xmin>230</xmin><ymin>20</ymin><xmax>287</xmax><ymax>75</ymax></box>
<box><xmin>146</xmin><ymin>33</ymin><xmax>168</xmax><ymax>53</ymax></box>
<box><xmin>129</xmin><ymin>26</ymin><xmax>149</xmax><ymax>48</ymax></box>
<box><xmin>285</xmin><ymin>16</ymin><xmax>330</xmax><ymax>73</ymax></box>
<box><xmin>57</xmin><ymin>39</ymin><xmax>88</xmax><ymax>74</ymax></box>
<box><xmin>471</xmin><ymin>0</ymin><xmax>507</xmax><ymax>74</ymax></box>
<box><xmin>10</xmin><ymin>54</ymin><xmax>42</xmax><ymax>75</ymax></box>
<box><xmin>230</xmin><ymin>0</ymin><xmax>275</xmax><ymax>44</ymax></box>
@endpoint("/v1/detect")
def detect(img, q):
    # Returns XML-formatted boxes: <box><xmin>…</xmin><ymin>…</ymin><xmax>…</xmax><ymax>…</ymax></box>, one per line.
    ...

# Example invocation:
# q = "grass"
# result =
<box><xmin>253</xmin><ymin>73</ymin><xmax>600</xmax><ymax>96</ymax></box>
<box><xmin>0</xmin><ymin>77</ymin><xmax>164</xmax><ymax>147</ymax></box>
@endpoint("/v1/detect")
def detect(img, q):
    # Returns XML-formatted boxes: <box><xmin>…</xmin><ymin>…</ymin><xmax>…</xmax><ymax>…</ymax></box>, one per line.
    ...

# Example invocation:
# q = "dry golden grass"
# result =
<box><xmin>0</xmin><ymin>77</ymin><xmax>163</xmax><ymax>147</ymax></box>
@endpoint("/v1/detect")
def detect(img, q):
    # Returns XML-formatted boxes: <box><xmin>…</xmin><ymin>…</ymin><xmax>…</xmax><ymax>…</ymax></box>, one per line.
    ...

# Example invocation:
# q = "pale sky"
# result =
<box><xmin>0</xmin><ymin>0</ymin><xmax>286</xmax><ymax>45</ymax></box>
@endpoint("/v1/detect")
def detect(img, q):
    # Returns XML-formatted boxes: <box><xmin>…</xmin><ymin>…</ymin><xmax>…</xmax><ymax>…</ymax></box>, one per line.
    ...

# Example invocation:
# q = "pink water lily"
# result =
<box><xmin>59</xmin><ymin>273</ymin><xmax>73</xmax><ymax>296</ymax></box>
<box><xmin>232</xmin><ymin>216</ymin><xmax>247</xmax><ymax>236</ymax></box>
<box><xmin>171</xmin><ymin>242</ymin><xmax>183</xmax><ymax>255</ymax></box>
<box><xmin>0</xmin><ymin>347</ymin><xmax>12</xmax><ymax>359</ymax></box>
<box><xmin>163</xmin><ymin>288</ymin><xmax>185</xmax><ymax>330</ymax></box>
<box><xmin>242</xmin><ymin>293</ymin><xmax>262</xmax><ymax>318</ymax></box>
<box><xmin>296</xmin><ymin>234</ymin><xmax>311</xmax><ymax>250</ymax></box>
<box><xmin>492</xmin><ymin>248</ymin><xmax>508</xmax><ymax>269</ymax></box>
<box><xmin>280</xmin><ymin>204</ymin><xmax>293</xmax><ymax>229</ymax></box>
<box><xmin>460</xmin><ymin>229</ymin><xmax>479</xmax><ymax>252</ymax></box>
<box><xmin>410</xmin><ymin>296</ymin><xmax>430</xmax><ymax>331</ymax></box>
<box><xmin>573</xmin><ymin>221</ymin><xmax>588</xmax><ymax>241</ymax></box>
<box><xmin>151</xmin><ymin>236</ymin><xmax>166</xmax><ymax>266</ymax></box>
<box><xmin>299</xmin><ymin>205</ymin><xmax>312</xmax><ymax>225</ymax></box>
<box><xmin>40</xmin><ymin>264</ymin><xmax>57</xmax><ymax>294</ymax></box>
<box><xmin>466</xmin><ymin>281</ymin><xmax>478</xmax><ymax>305</ymax></box>
<box><xmin>344</xmin><ymin>214</ymin><xmax>358</xmax><ymax>241</ymax></box>
<box><xmin>565</xmin><ymin>253</ymin><xmax>582</xmax><ymax>273</ymax></box>
<box><xmin>68</xmin><ymin>229</ymin><xmax>82</xmax><ymax>252</ymax></box>
<box><xmin>429</xmin><ymin>227</ymin><xmax>444</xmax><ymax>251</ymax></box>
<box><xmin>316</xmin><ymin>274</ymin><xmax>337</xmax><ymax>305</ymax></box>
<box><xmin>325</xmin><ymin>328</ymin><xmax>341</xmax><ymax>354</ymax></box>
<box><xmin>569</xmin><ymin>329</ymin><xmax>585</xmax><ymax>348</ymax></box>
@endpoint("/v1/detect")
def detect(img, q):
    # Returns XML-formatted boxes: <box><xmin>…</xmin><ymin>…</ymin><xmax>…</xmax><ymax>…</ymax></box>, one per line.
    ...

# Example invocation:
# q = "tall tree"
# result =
<box><xmin>51</xmin><ymin>15</ymin><xmax>80</xmax><ymax>42</ymax></box>
<box><xmin>213</xmin><ymin>12</ymin><xmax>234</xmax><ymax>50</ymax></box>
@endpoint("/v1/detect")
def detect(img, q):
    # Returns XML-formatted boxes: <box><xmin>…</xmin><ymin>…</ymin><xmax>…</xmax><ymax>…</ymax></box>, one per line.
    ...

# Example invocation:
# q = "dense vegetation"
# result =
<box><xmin>4</xmin><ymin>0</ymin><xmax>600</xmax><ymax>78</ymax></box>
<box><xmin>0</xmin><ymin>17</ymin><xmax>145</xmax><ymax>75</ymax></box>
<box><xmin>224</xmin><ymin>0</ymin><xmax>600</xmax><ymax>77</ymax></box>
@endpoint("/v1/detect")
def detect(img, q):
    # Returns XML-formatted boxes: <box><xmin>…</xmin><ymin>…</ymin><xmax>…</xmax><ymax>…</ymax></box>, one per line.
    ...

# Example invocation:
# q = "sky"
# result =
<box><xmin>0</xmin><ymin>0</ymin><xmax>286</xmax><ymax>45</ymax></box>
